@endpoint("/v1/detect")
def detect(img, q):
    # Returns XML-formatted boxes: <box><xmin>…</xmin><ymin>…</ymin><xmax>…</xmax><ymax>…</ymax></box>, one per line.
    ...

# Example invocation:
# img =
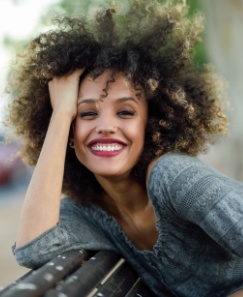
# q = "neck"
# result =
<box><xmin>95</xmin><ymin>175</ymin><xmax>148</xmax><ymax>217</ymax></box>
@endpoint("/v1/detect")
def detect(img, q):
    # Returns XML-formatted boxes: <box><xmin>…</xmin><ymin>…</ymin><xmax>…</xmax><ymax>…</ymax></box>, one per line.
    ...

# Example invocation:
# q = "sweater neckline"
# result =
<box><xmin>80</xmin><ymin>156</ymin><xmax>165</xmax><ymax>256</ymax></box>
<box><xmin>84</xmin><ymin>194</ymin><xmax>163</xmax><ymax>256</ymax></box>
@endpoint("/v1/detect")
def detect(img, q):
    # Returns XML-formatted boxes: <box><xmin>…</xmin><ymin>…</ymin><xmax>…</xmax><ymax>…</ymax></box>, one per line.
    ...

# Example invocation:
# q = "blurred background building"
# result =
<box><xmin>0</xmin><ymin>0</ymin><xmax>243</xmax><ymax>289</ymax></box>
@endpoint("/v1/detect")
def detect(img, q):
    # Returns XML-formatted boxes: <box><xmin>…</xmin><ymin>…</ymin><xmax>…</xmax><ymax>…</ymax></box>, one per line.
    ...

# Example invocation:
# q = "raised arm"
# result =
<box><xmin>16</xmin><ymin>69</ymin><xmax>85</xmax><ymax>248</ymax></box>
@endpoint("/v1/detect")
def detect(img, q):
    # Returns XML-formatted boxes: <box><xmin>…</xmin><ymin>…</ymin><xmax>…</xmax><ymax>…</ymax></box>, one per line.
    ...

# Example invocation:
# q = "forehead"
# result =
<box><xmin>78</xmin><ymin>70</ymin><xmax>141</xmax><ymax>98</ymax></box>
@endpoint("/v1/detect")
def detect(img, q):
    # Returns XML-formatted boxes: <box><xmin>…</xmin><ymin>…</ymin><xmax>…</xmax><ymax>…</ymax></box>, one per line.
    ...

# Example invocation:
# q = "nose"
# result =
<box><xmin>95</xmin><ymin>124</ymin><xmax>117</xmax><ymax>134</ymax></box>
<box><xmin>95</xmin><ymin>110</ymin><xmax>118</xmax><ymax>134</ymax></box>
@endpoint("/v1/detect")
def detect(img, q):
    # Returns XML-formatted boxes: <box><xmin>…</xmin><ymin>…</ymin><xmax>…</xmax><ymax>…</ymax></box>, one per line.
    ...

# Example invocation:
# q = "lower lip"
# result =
<box><xmin>89</xmin><ymin>147</ymin><xmax>125</xmax><ymax>157</ymax></box>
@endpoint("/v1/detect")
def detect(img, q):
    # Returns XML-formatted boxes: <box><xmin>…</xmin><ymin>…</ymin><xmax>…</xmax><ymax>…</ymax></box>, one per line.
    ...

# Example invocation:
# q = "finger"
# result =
<box><xmin>69</xmin><ymin>68</ymin><xmax>86</xmax><ymax>79</ymax></box>
<box><xmin>76</xmin><ymin>68</ymin><xmax>86</xmax><ymax>76</ymax></box>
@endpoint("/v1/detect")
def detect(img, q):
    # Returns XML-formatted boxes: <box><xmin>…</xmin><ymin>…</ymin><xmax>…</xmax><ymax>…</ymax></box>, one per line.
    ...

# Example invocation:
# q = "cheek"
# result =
<box><xmin>73</xmin><ymin>120</ymin><xmax>90</xmax><ymax>143</ymax></box>
<box><xmin>129</xmin><ymin>120</ymin><xmax>146</xmax><ymax>145</ymax></box>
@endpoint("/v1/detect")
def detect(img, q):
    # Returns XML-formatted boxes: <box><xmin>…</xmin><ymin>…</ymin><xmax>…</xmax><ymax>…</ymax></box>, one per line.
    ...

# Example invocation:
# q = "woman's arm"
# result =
<box><xmin>13</xmin><ymin>199</ymin><xmax>116</xmax><ymax>268</ymax></box>
<box><xmin>16</xmin><ymin>69</ymin><xmax>85</xmax><ymax>248</ymax></box>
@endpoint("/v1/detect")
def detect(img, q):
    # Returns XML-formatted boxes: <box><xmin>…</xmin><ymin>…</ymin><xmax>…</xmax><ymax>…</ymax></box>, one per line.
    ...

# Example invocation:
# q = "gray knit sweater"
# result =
<box><xmin>13</xmin><ymin>153</ymin><xmax>243</xmax><ymax>297</ymax></box>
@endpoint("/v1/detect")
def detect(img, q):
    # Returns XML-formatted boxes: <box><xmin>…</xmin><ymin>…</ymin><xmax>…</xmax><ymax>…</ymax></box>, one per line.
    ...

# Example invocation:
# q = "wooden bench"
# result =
<box><xmin>0</xmin><ymin>250</ymin><xmax>155</xmax><ymax>297</ymax></box>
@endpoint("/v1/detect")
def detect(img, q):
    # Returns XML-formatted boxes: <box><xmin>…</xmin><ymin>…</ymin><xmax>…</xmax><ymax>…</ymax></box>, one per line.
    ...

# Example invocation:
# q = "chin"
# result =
<box><xmin>93</xmin><ymin>169</ymin><xmax>131</xmax><ymax>180</ymax></box>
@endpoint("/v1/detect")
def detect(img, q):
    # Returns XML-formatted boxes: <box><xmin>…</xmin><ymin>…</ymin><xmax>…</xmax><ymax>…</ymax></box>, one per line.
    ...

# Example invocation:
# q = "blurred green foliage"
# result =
<box><xmin>187</xmin><ymin>0</ymin><xmax>208</xmax><ymax>65</ymax></box>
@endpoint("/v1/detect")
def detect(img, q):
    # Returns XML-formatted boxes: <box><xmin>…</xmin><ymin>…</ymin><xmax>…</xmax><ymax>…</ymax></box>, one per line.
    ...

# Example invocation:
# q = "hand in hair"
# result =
<box><xmin>48</xmin><ymin>68</ymin><xmax>85</xmax><ymax>120</ymax></box>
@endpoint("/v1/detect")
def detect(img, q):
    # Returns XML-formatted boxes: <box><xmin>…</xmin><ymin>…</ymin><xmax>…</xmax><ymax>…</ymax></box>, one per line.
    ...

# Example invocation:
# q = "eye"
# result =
<box><xmin>117</xmin><ymin>110</ymin><xmax>136</xmax><ymax>118</ymax></box>
<box><xmin>79</xmin><ymin>111</ymin><xmax>97</xmax><ymax>119</ymax></box>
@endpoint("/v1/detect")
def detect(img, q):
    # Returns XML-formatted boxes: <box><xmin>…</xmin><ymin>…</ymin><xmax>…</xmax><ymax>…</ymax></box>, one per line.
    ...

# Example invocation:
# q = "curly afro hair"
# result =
<box><xmin>5</xmin><ymin>0</ymin><xmax>228</xmax><ymax>203</ymax></box>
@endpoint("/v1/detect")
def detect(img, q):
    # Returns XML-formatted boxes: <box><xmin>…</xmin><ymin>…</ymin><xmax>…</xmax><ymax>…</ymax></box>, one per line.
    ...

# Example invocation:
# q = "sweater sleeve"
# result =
<box><xmin>12</xmin><ymin>198</ymin><xmax>116</xmax><ymax>269</ymax></box>
<box><xmin>148</xmin><ymin>153</ymin><xmax>243</xmax><ymax>257</ymax></box>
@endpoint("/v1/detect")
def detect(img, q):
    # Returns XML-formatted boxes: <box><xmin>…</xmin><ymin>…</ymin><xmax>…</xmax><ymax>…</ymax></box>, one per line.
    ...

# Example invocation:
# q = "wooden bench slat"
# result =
<box><xmin>0</xmin><ymin>250</ymin><xmax>89</xmax><ymax>297</ymax></box>
<box><xmin>125</xmin><ymin>279</ymin><xmax>155</xmax><ymax>297</ymax></box>
<box><xmin>0</xmin><ymin>250</ymin><xmax>156</xmax><ymax>297</ymax></box>
<box><xmin>44</xmin><ymin>250</ymin><xmax>121</xmax><ymax>297</ymax></box>
<box><xmin>91</xmin><ymin>262</ymin><xmax>140</xmax><ymax>297</ymax></box>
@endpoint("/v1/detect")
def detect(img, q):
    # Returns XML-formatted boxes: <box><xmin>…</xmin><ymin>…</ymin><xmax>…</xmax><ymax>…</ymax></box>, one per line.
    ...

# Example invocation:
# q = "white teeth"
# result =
<box><xmin>91</xmin><ymin>143</ymin><xmax>123</xmax><ymax>152</ymax></box>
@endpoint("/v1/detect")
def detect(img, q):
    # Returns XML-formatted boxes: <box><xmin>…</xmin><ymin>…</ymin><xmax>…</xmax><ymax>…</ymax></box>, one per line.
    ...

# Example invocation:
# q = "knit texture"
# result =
<box><xmin>13</xmin><ymin>153</ymin><xmax>243</xmax><ymax>296</ymax></box>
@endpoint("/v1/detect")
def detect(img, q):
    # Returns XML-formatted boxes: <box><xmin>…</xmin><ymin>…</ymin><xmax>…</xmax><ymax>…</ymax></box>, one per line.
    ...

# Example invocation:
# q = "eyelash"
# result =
<box><xmin>117</xmin><ymin>110</ymin><xmax>135</xmax><ymax>117</ymax></box>
<box><xmin>79</xmin><ymin>110</ymin><xmax>136</xmax><ymax>118</ymax></box>
<box><xmin>79</xmin><ymin>111</ymin><xmax>97</xmax><ymax>118</ymax></box>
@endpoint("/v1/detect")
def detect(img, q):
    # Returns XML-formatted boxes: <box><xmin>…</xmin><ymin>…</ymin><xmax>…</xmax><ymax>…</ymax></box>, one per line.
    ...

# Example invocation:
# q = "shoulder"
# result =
<box><xmin>146</xmin><ymin>152</ymin><xmax>206</xmax><ymax>186</ymax></box>
<box><xmin>59</xmin><ymin>198</ymin><xmax>86</xmax><ymax>219</ymax></box>
<box><xmin>146</xmin><ymin>152</ymin><xmax>219</xmax><ymax>207</ymax></box>
<box><xmin>60</xmin><ymin>198</ymin><xmax>102</xmax><ymax>221</ymax></box>
<box><xmin>147</xmin><ymin>152</ymin><xmax>243</xmax><ymax>215</ymax></box>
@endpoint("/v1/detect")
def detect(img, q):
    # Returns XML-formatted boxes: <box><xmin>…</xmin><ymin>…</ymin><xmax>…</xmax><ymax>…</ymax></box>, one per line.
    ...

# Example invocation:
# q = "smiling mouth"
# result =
<box><xmin>91</xmin><ymin>143</ymin><xmax>124</xmax><ymax>152</ymax></box>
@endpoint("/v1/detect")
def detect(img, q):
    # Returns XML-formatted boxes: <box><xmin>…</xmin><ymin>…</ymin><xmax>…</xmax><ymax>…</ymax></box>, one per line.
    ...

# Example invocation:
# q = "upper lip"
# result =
<box><xmin>88</xmin><ymin>138</ymin><xmax>126</xmax><ymax>146</ymax></box>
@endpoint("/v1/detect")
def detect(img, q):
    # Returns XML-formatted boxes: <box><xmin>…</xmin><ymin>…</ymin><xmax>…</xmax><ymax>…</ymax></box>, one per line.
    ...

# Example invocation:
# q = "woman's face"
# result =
<box><xmin>73</xmin><ymin>70</ymin><xmax>148</xmax><ymax>179</ymax></box>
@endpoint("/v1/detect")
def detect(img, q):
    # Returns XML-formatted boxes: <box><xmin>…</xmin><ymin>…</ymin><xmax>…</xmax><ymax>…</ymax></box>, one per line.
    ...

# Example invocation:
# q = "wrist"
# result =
<box><xmin>51</xmin><ymin>109</ymin><xmax>74</xmax><ymax>124</ymax></box>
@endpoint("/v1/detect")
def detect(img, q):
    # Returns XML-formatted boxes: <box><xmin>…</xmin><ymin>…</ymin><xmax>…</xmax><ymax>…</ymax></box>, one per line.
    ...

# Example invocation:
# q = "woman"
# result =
<box><xmin>5</xmin><ymin>0</ymin><xmax>243</xmax><ymax>296</ymax></box>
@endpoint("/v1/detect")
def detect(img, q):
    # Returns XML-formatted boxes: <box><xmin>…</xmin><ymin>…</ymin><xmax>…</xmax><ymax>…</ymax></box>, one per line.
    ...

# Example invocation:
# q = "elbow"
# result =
<box><xmin>12</xmin><ymin>242</ymin><xmax>71</xmax><ymax>269</ymax></box>
<box><xmin>12</xmin><ymin>244</ymin><xmax>47</xmax><ymax>269</ymax></box>
<box><xmin>12</xmin><ymin>225</ymin><xmax>70</xmax><ymax>269</ymax></box>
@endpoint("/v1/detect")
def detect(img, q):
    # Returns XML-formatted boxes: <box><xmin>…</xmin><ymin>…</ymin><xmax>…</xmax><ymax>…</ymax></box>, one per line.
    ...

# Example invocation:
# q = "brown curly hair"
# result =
<box><xmin>5</xmin><ymin>0</ymin><xmax>228</xmax><ymax>203</ymax></box>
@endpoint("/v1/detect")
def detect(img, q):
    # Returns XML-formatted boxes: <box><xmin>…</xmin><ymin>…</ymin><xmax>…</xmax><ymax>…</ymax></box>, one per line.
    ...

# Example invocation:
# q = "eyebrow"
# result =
<box><xmin>77</xmin><ymin>97</ymin><xmax>139</xmax><ymax>106</ymax></box>
<box><xmin>77</xmin><ymin>99</ymin><xmax>98</xmax><ymax>106</ymax></box>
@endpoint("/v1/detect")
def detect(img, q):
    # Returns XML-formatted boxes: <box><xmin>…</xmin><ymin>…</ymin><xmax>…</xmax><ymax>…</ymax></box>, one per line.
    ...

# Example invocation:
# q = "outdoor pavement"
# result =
<box><xmin>0</xmin><ymin>177</ymin><xmax>30</xmax><ymax>289</ymax></box>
